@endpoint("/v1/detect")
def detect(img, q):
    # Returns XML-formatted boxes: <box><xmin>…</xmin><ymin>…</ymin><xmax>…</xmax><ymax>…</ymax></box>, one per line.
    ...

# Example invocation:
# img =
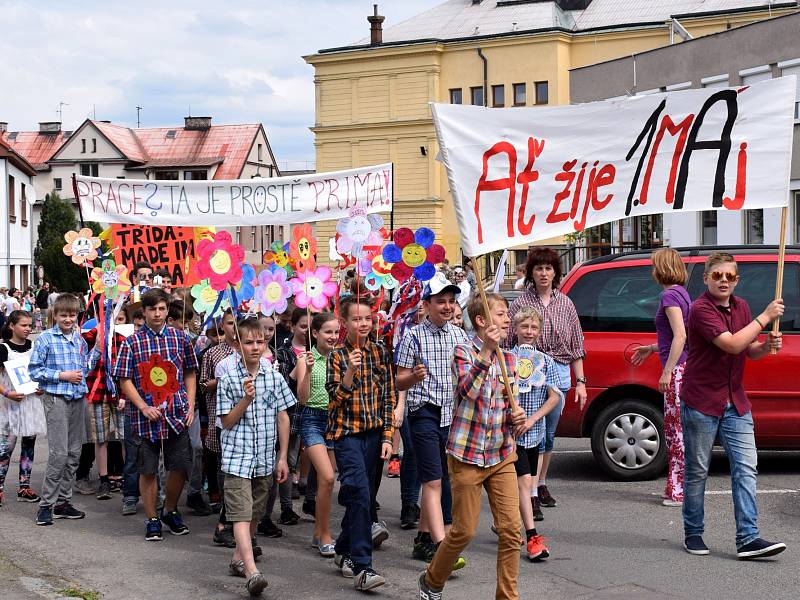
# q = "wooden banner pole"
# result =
<box><xmin>469</xmin><ymin>256</ymin><xmax>518</xmax><ymax>411</ymax></box>
<box><xmin>771</xmin><ymin>206</ymin><xmax>788</xmax><ymax>355</ymax></box>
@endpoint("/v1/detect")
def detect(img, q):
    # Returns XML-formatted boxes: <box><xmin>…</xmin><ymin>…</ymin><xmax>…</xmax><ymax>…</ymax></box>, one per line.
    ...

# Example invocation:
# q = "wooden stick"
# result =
<box><xmin>469</xmin><ymin>256</ymin><xmax>518</xmax><ymax>411</ymax></box>
<box><xmin>771</xmin><ymin>206</ymin><xmax>788</xmax><ymax>354</ymax></box>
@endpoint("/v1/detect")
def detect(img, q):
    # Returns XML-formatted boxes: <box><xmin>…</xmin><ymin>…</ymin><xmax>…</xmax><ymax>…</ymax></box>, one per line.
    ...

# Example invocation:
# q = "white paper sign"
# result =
<box><xmin>3</xmin><ymin>357</ymin><xmax>39</xmax><ymax>395</ymax></box>
<box><xmin>75</xmin><ymin>163</ymin><xmax>393</xmax><ymax>226</ymax></box>
<box><xmin>431</xmin><ymin>77</ymin><xmax>797</xmax><ymax>256</ymax></box>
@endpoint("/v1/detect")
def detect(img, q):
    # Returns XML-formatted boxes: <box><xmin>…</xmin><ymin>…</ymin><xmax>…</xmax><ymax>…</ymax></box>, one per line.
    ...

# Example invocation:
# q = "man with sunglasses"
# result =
<box><xmin>681</xmin><ymin>252</ymin><xmax>785</xmax><ymax>560</ymax></box>
<box><xmin>132</xmin><ymin>262</ymin><xmax>153</xmax><ymax>302</ymax></box>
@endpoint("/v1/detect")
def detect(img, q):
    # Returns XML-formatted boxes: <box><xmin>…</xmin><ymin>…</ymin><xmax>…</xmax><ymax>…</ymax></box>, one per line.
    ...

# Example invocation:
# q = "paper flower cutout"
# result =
<box><xmin>253</xmin><ymin>268</ymin><xmax>293</xmax><ymax>316</ymax></box>
<box><xmin>191</xmin><ymin>279</ymin><xmax>230</xmax><ymax>318</ymax></box>
<box><xmin>336</xmin><ymin>209</ymin><xmax>385</xmax><ymax>259</ymax></box>
<box><xmin>63</xmin><ymin>228</ymin><xmax>101</xmax><ymax>266</ymax></box>
<box><xmin>90</xmin><ymin>259</ymin><xmax>131</xmax><ymax>300</ymax></box>
<box><xmin>290</xmin><ymin>223</ymin><xmax>317</xmax><ymax>272</ymax></box>
<box><xmin>263</xmin><ymin>241</ymin><xmax>296</xmax><ymax>278</ymax></box>
<box><xmin>382</xmin><ymin>227</ymin><xmax>445</xmax><ymax>283</ymax></box>
<box><xmin>233</xmin><ymin>263</ymin><xmax>257</xmax><ymax>303</ymax></box>
<box><xmin>194</xmin><ymin>230</ymin><xmax>245</xmax><ymax>291</ymax></box>
<box><xmin>137</xmin><ymin>354</ymin><xmax>180</xmax><ymax>407</ymax></box>
<box><xmin>290</xmin><ymin>266</ymin><xmax>338</xmax><ymax>311</ymax></box>
<box><xmin>364</xmin><ymin>255</ymin><xmax>398</xmax><ymax>291</ymax></box>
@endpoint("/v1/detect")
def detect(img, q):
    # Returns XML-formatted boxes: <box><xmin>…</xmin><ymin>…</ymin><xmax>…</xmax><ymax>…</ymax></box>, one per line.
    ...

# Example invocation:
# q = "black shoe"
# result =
<box><xmin>537</xmin><ymin>484</ymin><xmax>556</xmax><ymax>507</ymax></box>
<box><xmin>36</xmin><ymin>506</ymin><xmax>53</xmax><ymax>526</ymax></box>
<box><xmin>213</xmin><ymin>525</ymin><xmax>236</xmax><ymax>547</ymax></box>
<box><xmin>684</xmin><ymin>535</ymin><xmax>710</xmax><ymax>555</ymax></box>
<box><xmin>252</xmin><ymin>536</ymin><xmax>263</xmax><ymax>559</ymax></box>
<box><xmin>160</xmin><ymin>509</ymin><xmax>190</xmax><ymax>535</ymax></box>
<box><xmin>412</xmin><ymin>533</ymin><xmax>436</xmax><ymax>562</ymax></box>
<box><xmin>278</xmin><ymin>508</ymin><xmax>300</xmax><ymax>526</ymax></box>
<box><xmin>257</xmin><ymin>517</ymin><xmax>283</xmax><ymax>538</ymax></box>
<box><xmin>96</xmin><ymin>480</ymin><xmax>112</xmax><ymax>501</ymax></box>
<box><xmin>302</xmin><ymin>499</ymin><xmax>316</xmax><ymax>518</ymax></box>
<box><xmin>532</xmin><ymin>497</ymin><xmax>544</xmax><ymax>522</ymax></box>
<box><xmin>737</xmin><ymin>538</ymin><xmax>787</xmax><ymax>559</ymax></box>
<box><xmin>53</xmin><ymin>502</ymin><xmax>85</xmax><ymax>519</ymax></box>
<box><xmin>401</xmin><ymin>504</ymin><xmax>420</xmax><ymax>530</ymax></box>
<box><xmin>145</xmin><ymin>517</ymin><xmax>163</xmax><ymax>541</ymax></box>
<box><xmin>186</xmin><ymin>492</ymin><xmax>213</xmax><ymax>516</ymax></box>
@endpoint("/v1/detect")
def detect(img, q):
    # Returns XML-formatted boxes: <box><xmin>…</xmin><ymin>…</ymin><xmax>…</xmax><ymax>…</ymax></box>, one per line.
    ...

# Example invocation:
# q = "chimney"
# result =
<box><xmin>555</xmin><ymin>0</ymin><xmax>593</xmax><ymax>10</ymax></box>
<box><xmin>184</xmin><ymin>116</ymin><xmax>212</xmax><ymax>131</ymax></box>
<box><xmin>0</xmin><ymin>122</ymin><xmax>7</xmax><ymax>134</ymax></box>
<box><xmin>39</xmin><ymin>121</ymin><xmax>62</xmax><ymax>134</ymax></box>
<box><xmin>368</xmin><ymin>4</ymin><xmax>385</xmax><ymax>46</ymax></box>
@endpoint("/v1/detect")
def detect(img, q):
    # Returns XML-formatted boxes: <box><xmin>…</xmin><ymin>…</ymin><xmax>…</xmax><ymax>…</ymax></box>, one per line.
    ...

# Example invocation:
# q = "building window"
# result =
<box><xmin>701</xmin><ymin>74</ymin><xmax>729</xmax><ymax>90</ymax></box>
<box><xmin>701</xmin><ymin>211</ymin><xmax>717</xmax><ymax>245</ymax></box>
<box><xmin>81</xmin><ymin>139</ymin><xmax>86</xmax><ymax>153</ymax></box>
<box><xmin>745</xmin><ymin>209</ymin><xmax>764</xmax><ymax>244</ymax></box>
<box><xmin>7</xmin><ymin>175</ymin><xmax>15</xmax><ymax>223</ymax></box>
<box><xmin>235</xmin><ymin>227</ymin><xmax>242</xmax><ymax>245</ymax></box>
<box><xmin>20</xmin><ymin>185</ymin><xmax>27</xmax><ymax>227</ymax></box>
<box><xmin>250</xmin><ymin>226</ymin><xmax>257</xmax><ymax>253</ymax></box>
<box><xmin>20</xmin><ymin>265</ymin><xmax>28</xmax><ymax>290</ymax></box>
<box><xmin>470</xmin><ymin>86</ymin><xmax>484</xmax><ymax>106</ymax></box>
<box><xmin>184</xmin><ymin>170</ymin><xmax>207</xmax><ymax>180</ymax></box>
<box><xmin>257</xmin><ymin>143</ymin><xmax>263</xmax><ymax>162</ymax></box>
<box><xmin>492</xmin><ymin>85</ymin><xmax>505</xmax><ymax>108</ymax></box>
<box><xmin>449</xmin><ymin>88</ymin><xmax>462</xmax><ymax>104</ymax></box>
<box><xmin>513</xmin><ymin>83</ymin><xmax>526</xmax><ymax>106</ymax></box>
<box><xmin>92</xmin><ymin>138</ymin><xmax>97</xmax><ymax>153</ymax></box>
<box><xmin>53</xmin><ymin>178</ymin><xmax>62</xmax><ymax>191</ymax></box>
<box><xmin>535</xmin><ymin>81</ymin><xmax>549</xmax><ymax>105</ymax></box>
<box><xmin>80</xmin><ymin>163</ymin><xmax>99</xmax><ymax>177</ymax></box>
<box><xmin>155</xmin><ymin>170</ymin><xmax>179</xmax><ymax>180</ymax></box>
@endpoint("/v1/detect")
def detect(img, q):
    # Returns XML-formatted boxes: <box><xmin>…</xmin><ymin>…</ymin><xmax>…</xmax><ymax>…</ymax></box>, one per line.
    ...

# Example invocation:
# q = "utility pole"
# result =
<box><xmin>136</xmin><ymin>105</ymin><xmax>142</xmax><ymax>128</ymax></box>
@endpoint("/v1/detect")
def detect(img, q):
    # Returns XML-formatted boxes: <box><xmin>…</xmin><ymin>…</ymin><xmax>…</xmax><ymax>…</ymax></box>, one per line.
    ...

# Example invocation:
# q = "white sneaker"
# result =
<box><xmin>334</xmin><ymin>553</ymin><xmax>355</xmax><ymax>578</ymax></box>
<box><xmin>354</xmin><ymin>568</ymin><xmax>385</xmax><ymax>591</ymax></box>
<box><xmin>662</xmin><ymin>498</ymin><xmax>683</xmax><ymax>507</ymax></box>
<box><xmin>371</xmin><ymin>520</ymin><xmax>389</xmax><ymax>548</ymax></box>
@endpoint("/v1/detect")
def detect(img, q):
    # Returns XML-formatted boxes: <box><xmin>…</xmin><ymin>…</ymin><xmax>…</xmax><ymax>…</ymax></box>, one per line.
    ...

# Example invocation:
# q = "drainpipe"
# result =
<box><xmin>476</xmin><ymin>48</ymin><xmax>488</xmax><ymax>106</ymax></box>
<box><xmin>3</xmin><ymin>162</ymin><xmax>9</xmax><ymax>288</ymax></box>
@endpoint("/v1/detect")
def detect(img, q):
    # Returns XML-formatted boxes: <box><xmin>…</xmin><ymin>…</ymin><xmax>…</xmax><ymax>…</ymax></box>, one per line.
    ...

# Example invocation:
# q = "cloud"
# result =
<box><xmin>0</xmin><ymin>0</ymin><xmax>440</xmax><ymax>165</ymax></box>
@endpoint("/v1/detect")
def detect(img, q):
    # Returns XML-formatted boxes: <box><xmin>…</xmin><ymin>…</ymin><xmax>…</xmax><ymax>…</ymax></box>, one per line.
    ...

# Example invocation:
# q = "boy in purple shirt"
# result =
<box><xmin>681</xmin><ymin>252</ymin><xmax>785</xmax><ymax>559</ymax></box>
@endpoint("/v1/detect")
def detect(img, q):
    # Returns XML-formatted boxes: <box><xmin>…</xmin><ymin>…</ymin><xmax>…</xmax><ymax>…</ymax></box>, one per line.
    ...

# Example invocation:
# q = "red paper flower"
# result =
<box><xmin>137</xmin><ymin>354</ymin><xmax>180</xmax><ymax>407</ymax></box>
<box><xmin>193</xmin><ymin>230</ymin><xmax>245</xmax><ymax>292</ymax></box>
<box><xmin>289</xmin><ymin>223</ymin><xmax>317</xmax><ymax>272</ymax></box>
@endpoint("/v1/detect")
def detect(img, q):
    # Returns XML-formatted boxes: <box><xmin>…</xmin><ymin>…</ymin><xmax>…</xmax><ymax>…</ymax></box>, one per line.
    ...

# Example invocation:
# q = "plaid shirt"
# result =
<box><xmin>29</xmin><ymin>326</ymin><xmax>90</xmax><ymax>400</ymax></box>
<box><xmin>508</xmin><ymin>288</ymin><xmax>585</xmax><ymax>374</ymax></box>
<box><xmin>514</xmin><ymin>347</ymin><xmax>564</xmax><ymax>449</ymax></box>
<box><xmin>326</xmin><ymin>336</ymin><xmax>396</xmax><ymax>445</ymax></box>
<box><xmin>395</xmin><ymin>318</ymin><xmax>468</xmax><ymax>427</ymax></box>
<box><xmin>113</xmin><ymin>324</ymin><xmax>198</xmax><ymax>442</ymax></box>
<box><xmin>276</xmin><ymin>340</ymin><xmax>304</xmax><ymax>434</ymax></box>
<box><xmin>448</xmin><ymin>337</ymin><xmax>516</xmax><ymax>467</ymax></box>
<box><xmin>82</xmin><ymin>329</ymin><xmax>126</xmax><ymax>404</ymax></box>
<box><xmin>199</xmin><ymin>341</ymin><xmax>236</xmax><ymax>452</ymax></box>
<box><xmin>218</xmin><ymin>360</ymin><xmax>296</xmax><ymax>478</ymax></box>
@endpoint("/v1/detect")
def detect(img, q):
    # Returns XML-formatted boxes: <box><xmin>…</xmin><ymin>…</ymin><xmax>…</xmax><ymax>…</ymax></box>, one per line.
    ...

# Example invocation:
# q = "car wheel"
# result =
<box><xmin>590</xmin><ymin>399</ymin><xmax>666</xmax><ymax>481</ymax></box>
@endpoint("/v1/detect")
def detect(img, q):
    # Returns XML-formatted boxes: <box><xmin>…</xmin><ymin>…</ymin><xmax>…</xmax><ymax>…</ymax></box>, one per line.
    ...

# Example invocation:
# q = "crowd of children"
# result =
<box><xmin>0</xmin><ymin>258</ymin><xmax>574</xmax><ymax>599</ymax></box>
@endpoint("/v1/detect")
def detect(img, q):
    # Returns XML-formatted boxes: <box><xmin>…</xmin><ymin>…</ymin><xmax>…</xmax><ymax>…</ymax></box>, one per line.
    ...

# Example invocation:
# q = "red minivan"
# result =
<box><xmin>556</xmin><ymin>246</ymin><xmax>800</xmax><ymax>481</ymax></box>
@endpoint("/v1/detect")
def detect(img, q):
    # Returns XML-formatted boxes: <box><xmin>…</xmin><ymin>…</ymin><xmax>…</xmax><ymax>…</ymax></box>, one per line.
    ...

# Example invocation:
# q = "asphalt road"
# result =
<box><xmin>1</xmin><ymin>437</ymin><xmax>799</xmax><ymax>600</ymax></box>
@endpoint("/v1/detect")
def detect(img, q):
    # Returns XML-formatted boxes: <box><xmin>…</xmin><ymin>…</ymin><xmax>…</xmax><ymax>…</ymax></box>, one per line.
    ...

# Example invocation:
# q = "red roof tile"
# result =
<box><xmin>0</xmin><ymin>137</ymin><xmax>37</xmax><ymax>176</ymax></box>
<box><xmin>92</xmin><ymin>121</ymin><xmax>149</xmax><ymax>163</ymax></box>
<box><xmin>0</xmin><ymin>130</ymin><xmax>71</xmax><ymax>169</ymax></box>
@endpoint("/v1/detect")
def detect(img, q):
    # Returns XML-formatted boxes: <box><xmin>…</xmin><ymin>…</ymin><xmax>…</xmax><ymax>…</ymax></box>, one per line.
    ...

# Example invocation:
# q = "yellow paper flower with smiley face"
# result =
<box><xmin>63</xmin><ymin>228</ymin><xmax>101</xmax><ymax>266</ymax></box>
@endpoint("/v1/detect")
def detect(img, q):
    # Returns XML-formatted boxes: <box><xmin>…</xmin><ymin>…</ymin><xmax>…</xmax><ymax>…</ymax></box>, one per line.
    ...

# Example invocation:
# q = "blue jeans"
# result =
<box><xmin>538</xmin><ymin>390</ymin><xmax>565</xmax><ymax>453</ymax></box>
<box><xmin>399</xmin><ymin>418</ymin><xmax>420</xmax><ymax>506</ymax></box>
<box><xmin>334</xmin><ymin>429</ymin><xmax>380</xmax><ymax>574</ymax></box>
<box><xmin>681</xmin><ymin>404</ymin><xmax>759</xmax><ymax>548</ymax></box>
<box><xmin>122</xmin><ymin>414</ymin><xmax>139</xmax><ymax>501</ymax></box>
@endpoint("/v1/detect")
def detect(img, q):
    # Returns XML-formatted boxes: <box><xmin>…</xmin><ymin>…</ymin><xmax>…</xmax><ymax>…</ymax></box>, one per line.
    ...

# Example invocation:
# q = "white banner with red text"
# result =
<box><xmin>431</xmin><ymin>76</ymin><xmax>796</xmax><ymax>257</ymax></box>
<box><xmin>74</xmin><ymin>163</ymin><xmax>393</xmax><ymax>226</ymax></box>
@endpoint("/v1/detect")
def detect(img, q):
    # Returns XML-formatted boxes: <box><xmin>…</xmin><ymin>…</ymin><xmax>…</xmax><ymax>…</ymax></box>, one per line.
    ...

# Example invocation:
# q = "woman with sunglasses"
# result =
<box><xmin>632</xmin><ymin>248</ymin><xmax>690</xmax><ymax>508</ymax></box>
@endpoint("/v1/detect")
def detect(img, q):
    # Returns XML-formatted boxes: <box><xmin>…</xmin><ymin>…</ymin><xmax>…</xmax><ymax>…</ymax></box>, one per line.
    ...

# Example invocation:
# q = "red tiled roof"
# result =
<box><xmin>132</xmin><ymin>124</ymin><xmax>259</xmax><ymax>180</ymax></box>
<box><xmin>92</xmin><ymin>121</ymin><xmax>149</xmax><ymax>163</ymax></box>
<box><xmin>0</xmin><ymin>130</ymin><xmax>71</xmax><ymax>170</ymax></box>
<box><xmin>0</xmin><ymin>137</ymin><xmax>37</xmax><ymax>176</ymax></box>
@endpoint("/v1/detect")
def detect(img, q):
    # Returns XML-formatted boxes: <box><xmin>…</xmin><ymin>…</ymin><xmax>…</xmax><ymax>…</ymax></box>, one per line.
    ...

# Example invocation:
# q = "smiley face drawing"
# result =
<box><xmin>63</xmin><ymin>228</ymin><xmax>101</xmax><ymax>265</ymax></box>
<box><xmin>516</xmin><ymin>344</ymin><xmax>537</xmax><ymax>393</ymax></box>
<box><xmin>149</xmin><ymin>366</ymin><xmax>168</xmax><ymax>388</ymax></box>
<box><xmin>401</xmin><ymin>243</ymin><xmax>427</xmax><ymax>268</ymax></box>
<box><xmin>209</xmin><ymin>249</ymin><xmax>232</xmax><ymax>275</ymax></box>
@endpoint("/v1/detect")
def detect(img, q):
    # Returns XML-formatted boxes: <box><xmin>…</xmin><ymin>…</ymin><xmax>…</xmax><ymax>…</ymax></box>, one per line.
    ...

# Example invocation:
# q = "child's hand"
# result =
<box><xmin>274</xmin><ymin>458</ymin><xmax>289</xmax><ymax>484</ymax></box>
<box><xmin>35</xmin><ymin>388</ymin><xmax>44</xmax><ymax>396</ymax></box>
<box><xmin>392</xmin><ymin>405</ymin><xmax>404</xmax><ymax>428</ymax></box>
<box><xmin>117</xmin><ymin>398</ymin><xmax>126</xmax><ymax>411</ymax></box>
<box><xmin>514</xmin><ymin>416</ymin><xmax>535</xmax><ymax>438</ymax></box>
<box><xmin>484</xmin><ymin>324</ymin><xmax>503</xmax><ymax>352</ymax></box>
<box><xmin>6</xmin><ymin>390</ymin><xmax>25</xmax><ymax>401</ymax></box>
<box><xmin>243</xmin><ymin>377</ymin><xmax>256</xmax><ymax>402</ymax></box>
<box><xmin>412</xmin><ymin>364</ymin><xmax>427</xmax><ymax>382</ymax></box>
<box><xmin>511</xmin><ymin>405</ymin><xmax>527</xmax><ymax>428</ymax></box>
<box><xmin>60</xmin><ymin>370</ymin><xmax>83</xmax><ymax>384</ymax></box>
<box><xmin>346</xmin><ymin>348</ymin><xmax>362</xmax><ymax>372</ymax></box>
<box><xmin>304</xmin><ymin>352</ymin><xmax>315</xmax><ymax>368</ymax></box>
<box><xmin>380</xmin><ymin>441</ymin><xmax>393</xmax><ymax>460</ymax></box>
<box><xmin>141</xmin><ymin>405</ymin><xmax>162</xmax><ymax>421</ymax></box>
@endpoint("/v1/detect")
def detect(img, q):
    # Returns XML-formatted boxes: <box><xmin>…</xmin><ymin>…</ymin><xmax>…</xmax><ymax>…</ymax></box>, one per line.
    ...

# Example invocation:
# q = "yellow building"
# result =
<box><xmin>305</xmin><ymin>0</ymin><xmax>798</xmax><ymax>264</ymax></box>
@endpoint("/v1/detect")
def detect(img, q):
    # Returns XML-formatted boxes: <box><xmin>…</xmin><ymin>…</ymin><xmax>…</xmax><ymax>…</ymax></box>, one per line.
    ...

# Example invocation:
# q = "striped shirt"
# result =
<box><xmin>508</xmin><ymin>288</ymin><xmax>585</xmax><ymax>368</ymax></box>
<box><xmin>395</xmin><ymin>318</ymin><xmax>468</xmax><ymax>427</ymax></box>
<box><xmin>326</xmin><ymin>336</ymin><xmax>396</xmax><ymax>445</ymax></box>
<box><xmin>218</xmin><ymin>360</ymin><xmax>296</xmax><ymax>478</ymax></box>
<box><xmin>29</xmin><ymin>326</ymin><xmax>90</xmax><ymax>400</ymax></box>
<box><xmin>448</xmin><ymin>337</ymin><xmax>517</xmax><ymax>467</ymax></box>
<box><xmin>199</xmin><ymin>341</ymin><xmax>236</xmax><ymax>452</ymax></box>
<box><xmin>113</xmin><ymin>324</ymin><xmax>198</xmax><ymax>442</ymax></box>
<box><xmin>514</xmin><ymin>347</ymin><xmax>564</xmax><ymax>449</ymax></box>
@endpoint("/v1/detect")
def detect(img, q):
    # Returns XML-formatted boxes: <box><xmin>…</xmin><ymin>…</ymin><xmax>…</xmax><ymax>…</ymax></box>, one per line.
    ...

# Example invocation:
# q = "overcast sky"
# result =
<box><xmin>0</xmin><ymin>0</ymin><xmax>439</xmax><ymax>169</ymax></box>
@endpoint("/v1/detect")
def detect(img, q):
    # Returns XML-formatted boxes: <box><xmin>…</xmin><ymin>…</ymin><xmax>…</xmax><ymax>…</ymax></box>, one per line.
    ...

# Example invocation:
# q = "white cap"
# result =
<box><xmin>422</xmin><ymin>272</ymin><xmax>460</xmax><ymax>300</ymax></box>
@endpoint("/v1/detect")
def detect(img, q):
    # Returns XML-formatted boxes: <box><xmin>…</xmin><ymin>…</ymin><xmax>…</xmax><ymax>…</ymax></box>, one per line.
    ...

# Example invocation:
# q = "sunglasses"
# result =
<box><xmin>709</xmin><ymin>271</ymin><xmax>738</xmax><ymax>283</ymax></box>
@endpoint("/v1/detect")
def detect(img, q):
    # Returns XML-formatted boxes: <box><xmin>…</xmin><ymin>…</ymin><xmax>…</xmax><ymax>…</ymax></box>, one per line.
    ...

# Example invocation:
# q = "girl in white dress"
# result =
<box><xmin>0</xmin><ymin>310</ymin><xmax>46</xmax><ymax>506</ymax></box>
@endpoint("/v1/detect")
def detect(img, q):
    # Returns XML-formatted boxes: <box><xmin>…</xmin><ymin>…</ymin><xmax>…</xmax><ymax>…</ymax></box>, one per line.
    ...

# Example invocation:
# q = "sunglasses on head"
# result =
<box><xmin>709</xmin><ymin>271</ymin><xmax>738</xmax><ymax>283</ymax></box>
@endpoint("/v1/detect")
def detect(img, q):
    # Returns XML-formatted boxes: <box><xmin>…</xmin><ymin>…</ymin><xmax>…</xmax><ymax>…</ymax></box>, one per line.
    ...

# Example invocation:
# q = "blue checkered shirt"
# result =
<box><xmin>395</xmin><ymin>319</ymin><xmax>468</xmax><ymax>427</ymax></box>
<box><xmin>514</xmin><ymin>348</ymin><xmax>564</xmax><ymax>449</ymax></box>
<box><xmin>112</xmin><ymin>324</ymin><xmax>199</xmax><ymax>442</ymax></box>
<box><xmin>218</xmin><ymin>360</ymin><xmax>296</xmax><ymax>478</ymax></box>
<box><xmin>29</xmin><ymin>326</ymin><xmax>90</xmax><ymax>400</ymax></box>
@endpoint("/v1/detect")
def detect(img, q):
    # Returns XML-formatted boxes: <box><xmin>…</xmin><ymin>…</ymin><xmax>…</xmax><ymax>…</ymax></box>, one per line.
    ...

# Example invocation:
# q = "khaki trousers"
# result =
<box><xmin>427</xmin><ymin>452</ymin><xmax>521</xmax><ymax>599</ymax></box>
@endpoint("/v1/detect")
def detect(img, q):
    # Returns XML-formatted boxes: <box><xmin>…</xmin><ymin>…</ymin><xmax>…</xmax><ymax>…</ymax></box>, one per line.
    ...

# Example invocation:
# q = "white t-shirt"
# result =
<box><xmin>2</xmin><ymin>297</ymin><xmax>20</xmax><ymax>315</ymax></box>
<box><xmin>514</xmin><ymin>277</ymin><xmax>525</xmax><ymax>290</ymax></box>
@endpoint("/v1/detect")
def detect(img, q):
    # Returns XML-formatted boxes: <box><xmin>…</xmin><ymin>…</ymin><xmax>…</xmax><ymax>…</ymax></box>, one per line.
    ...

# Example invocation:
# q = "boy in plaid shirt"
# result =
<box><xmin>327</xmin><ymin>295</ymin><xmax>396</xmax><ymax>592</ymax></box>
<box><xmin>114</xmin><ymin>288</ymin><xmax>198</xmax><ymax>542</ymax></box>
<box><xmin>218</xmin><ymin>319</ymin><xmax>293</xmax><ymax>597</ymax></box>
<box><xmin>420</xmin><ymin>293</ymin><xmax>526</xmax><ymax>600</ymax></box>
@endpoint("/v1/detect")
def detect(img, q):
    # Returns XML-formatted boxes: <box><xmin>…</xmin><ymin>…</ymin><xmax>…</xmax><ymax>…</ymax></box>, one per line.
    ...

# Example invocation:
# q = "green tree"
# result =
<box><xmin>34</xmin><ymin>192</ymin><xmax>102</xmax><ymax>293</ymax></box>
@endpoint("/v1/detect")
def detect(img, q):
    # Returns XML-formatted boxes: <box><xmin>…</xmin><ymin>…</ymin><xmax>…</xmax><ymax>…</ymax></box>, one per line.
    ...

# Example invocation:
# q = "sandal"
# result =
<box><xmin>229</xmin><ymin>560</ymin><xmax>246</xmax><ymax>578</ymax></box>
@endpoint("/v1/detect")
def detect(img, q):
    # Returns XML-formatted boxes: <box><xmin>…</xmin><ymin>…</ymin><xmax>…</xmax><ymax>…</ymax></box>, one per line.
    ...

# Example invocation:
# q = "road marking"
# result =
<box><xmin>652</xmin><ymin>489</ymin><xmax>797</xmax><ymax>496</ymax></box>
<box><xmin>552</xmin><ymin>450</ymin><xmax>594</xmax><ymax>454</ymax></box>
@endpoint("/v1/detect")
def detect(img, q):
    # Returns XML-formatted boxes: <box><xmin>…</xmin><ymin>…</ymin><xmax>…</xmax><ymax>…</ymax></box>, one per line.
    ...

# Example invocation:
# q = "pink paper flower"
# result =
<box><xmin>290</xmin><ymin>266</ymin><xmax>338</xmax><ymax>311</ymax></box>
<box><xmin>193</xmin><ymin>231</ymin><xmax>245</xmax><ymax>291</ymax></box>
